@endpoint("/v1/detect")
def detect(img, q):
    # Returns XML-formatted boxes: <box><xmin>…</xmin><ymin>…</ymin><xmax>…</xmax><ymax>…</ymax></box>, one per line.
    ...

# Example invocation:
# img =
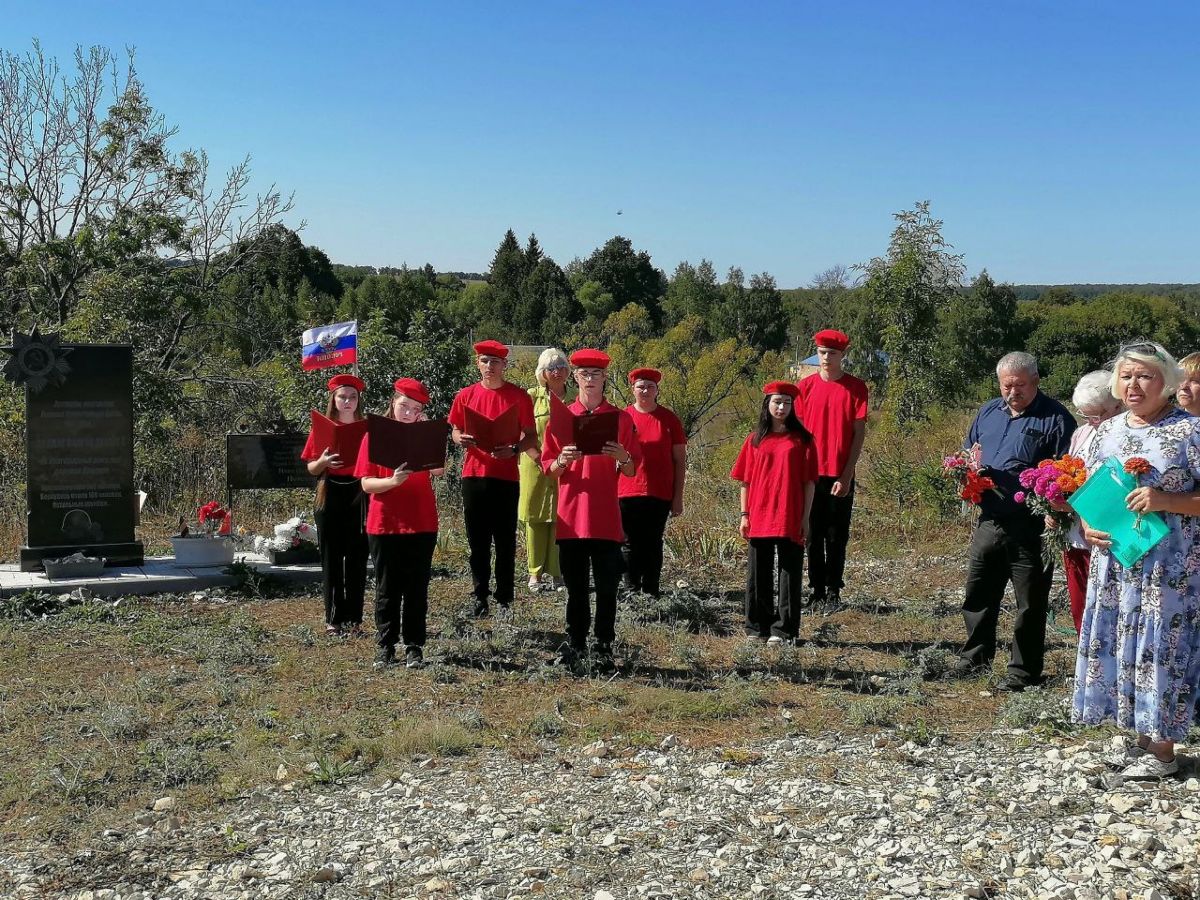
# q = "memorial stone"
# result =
<box><xmin>14</xmin><ymin>342</ymin><xmax>144</xmax><ymax>570</ymax></box>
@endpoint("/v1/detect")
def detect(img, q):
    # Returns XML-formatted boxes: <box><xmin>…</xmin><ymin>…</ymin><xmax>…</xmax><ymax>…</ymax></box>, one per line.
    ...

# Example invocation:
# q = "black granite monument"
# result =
<box><xmin>4</xmin><ymin>334</ymin><xmax>144</xmax><ymax>570</ymax></box>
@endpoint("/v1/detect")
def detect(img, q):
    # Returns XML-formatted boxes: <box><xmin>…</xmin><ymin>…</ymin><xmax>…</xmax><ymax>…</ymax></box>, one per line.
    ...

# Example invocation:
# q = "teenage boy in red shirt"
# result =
<box><xmin>449</xmin><ymin>340</ymin><xmax>537</xmax><ymax>619</ymax></box>
<box><xmin>795</xmin><ymin>329</ymin><xmax>868</xmax><ymax>613</ymax></box>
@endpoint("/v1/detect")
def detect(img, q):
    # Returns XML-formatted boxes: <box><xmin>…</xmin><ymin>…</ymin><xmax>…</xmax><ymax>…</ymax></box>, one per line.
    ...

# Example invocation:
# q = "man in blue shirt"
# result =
<box><xmin>952</xmin><ymin>351</ymin><xmax>1076</xmax><ymax>692</ymax></box>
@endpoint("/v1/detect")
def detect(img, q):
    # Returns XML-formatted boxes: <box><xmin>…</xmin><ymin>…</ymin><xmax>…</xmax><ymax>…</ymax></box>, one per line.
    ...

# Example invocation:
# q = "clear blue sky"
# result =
<box><xmin>5</xmin><ymin>1</ymin><xmax>1199</xmax><ymax>286</ymax></box>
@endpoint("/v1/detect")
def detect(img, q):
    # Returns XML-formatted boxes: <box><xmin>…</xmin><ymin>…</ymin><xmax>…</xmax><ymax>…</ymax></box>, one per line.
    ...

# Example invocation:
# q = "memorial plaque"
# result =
<box><xmin>18</xmin><ymin>344</ymin><xmax>144</xmax><ymax>570</ymax></box>
<box><xmin>227</xmin><ymin>433</ymin><xmax>312</xmax><ymax>490</ymax></box>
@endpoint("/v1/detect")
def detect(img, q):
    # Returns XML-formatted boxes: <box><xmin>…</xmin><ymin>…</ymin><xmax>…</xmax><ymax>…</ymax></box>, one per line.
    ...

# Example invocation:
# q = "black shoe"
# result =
<box><xmin>552</xmin><ymin>643</ymin><xmax>585</xmax><ymax>671</ymax></box>
<box><xmin>591</xmin><ymin>643</ymin><xmax>616</xmax><ymax>673</ymax></box>
<box><xmin>472</xmin><ymin>598</ymin><xmax>490</xmax><ymax>618</ymax></box>
<box><xmin>996</xmin><ymin>673</ymin><xmax>1030</xmax><ymax>693</ymax></box>
<box><xmin>373</xmin><ymin>646</ymin><xmax>397</xmax><ymax>669</ymax></box>
<box><xmin>823</xmin><ymin>590</ymin><xmax>846</xmax><ymax>616</ymax></box>
<box><xmin>948</xmin><ymin>656</ymin><xmax>986</xmax><ymax>679</ymax></box>
<box><xmin>404</xmin><ymin>646</ymin><xmax>424</xmax><ymax>669</ymax></box>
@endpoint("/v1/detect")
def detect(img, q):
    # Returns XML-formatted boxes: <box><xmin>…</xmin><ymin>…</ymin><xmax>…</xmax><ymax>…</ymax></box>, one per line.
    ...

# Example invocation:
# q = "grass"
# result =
<box><xmin>0</xmin><ymin>542</ymin><xmax>1091</xmax><ymax>852</ymax></box>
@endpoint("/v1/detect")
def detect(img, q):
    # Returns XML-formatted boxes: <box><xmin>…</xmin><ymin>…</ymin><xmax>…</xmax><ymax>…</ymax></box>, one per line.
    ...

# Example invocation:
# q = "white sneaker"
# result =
<box><xmin>528</xmin><ymin>576</ymin><xmax>542</xmax><ymax>593</ymax></box>
<box><xmin>1103</xmin><ymin>742</ymin><xmax>1147</xmax><ymax>769</ymax></box>
<box><xmin>1120</xmin><ymin>754</ymin><xmax>1179</xmax><ymax>780</ymax></box>
<box><xmin>766</xmin><ymin>636</ymin><xmax>784</xmax><ymax>646</ymax></box>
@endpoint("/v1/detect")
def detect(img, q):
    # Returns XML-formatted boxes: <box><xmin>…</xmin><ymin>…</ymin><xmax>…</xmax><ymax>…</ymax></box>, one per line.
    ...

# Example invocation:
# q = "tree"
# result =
<box><xmin>939</xmin><ymin>270</ymin><xmax>1021</xmax><ymax>394</ymax></box>
<box><xmin>860</xmin><ymin>201</ymin><xmax>965</xmax><ymax>425</ymax></box>
<box><xmin>519</xmin><ymin>257</ymin><xmax>576</xmax><ymax>345</ymax></box>
<box><xmin>577</xmin><ymin>236</ymin><xmax>666</xmax><ymax>326</ymax></box>
<box><xmin>488</xmin><ymin>229</ymin><xmax>525</xmax><ymax>329</ymax></box>
<box><xmin>662</xmin><ymin>260</ymin><xmax>721</xmax><ymax>327</ymax></box>
<box><xmin>0</xmin><ymin>44</ymin><xmax>290</xmax><ymax>330</ymax></box>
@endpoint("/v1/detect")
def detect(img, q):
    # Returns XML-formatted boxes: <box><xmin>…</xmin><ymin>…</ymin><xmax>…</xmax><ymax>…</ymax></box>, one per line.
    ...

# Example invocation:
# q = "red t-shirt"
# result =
<box><xmin>730</xmin><ymin>430</ymin><xmax>818</xmax><ymax>544</ymax></box>
<box><xmin>796</xmin><ymin>372</ymin><xmax>868</xmax><ymax>478</ymax></box>
<box><xmin>448</xmin><ymin>381</ymin><xmax>536</xmax><ymax>482</ymax></box>
<box><xmin>300</xmin><ymin>419</ymin><xmax>364</xmax><ymax>476</ymax></box>
<box><xmin>541</xmin><ymin>399</ymin><xmax>641</xmax><ymax>542</ymax></box>
<box><xmin>353</xmin><ymin>435</ymin><xmax>438</xmax><ymax>535</ymax></box>
<box><xmin>619</xmin><ymin>405</ymin><xmax>687</xmax><ymax>501</ymax></box>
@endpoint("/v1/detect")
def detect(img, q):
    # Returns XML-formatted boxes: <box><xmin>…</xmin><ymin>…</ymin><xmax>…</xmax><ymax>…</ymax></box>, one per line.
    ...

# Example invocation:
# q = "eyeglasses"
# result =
<box><xmin>1122</xmin><ymin>342</ymin><xmax>1165</xmax><ymax>361</ymax></box>
<box><xmin>576</xmin><ymin>369</ymin><xmax>605</xmax><ymax>379</ymax></box>
<box><xmin>545</xmin><ymin>364</ymin><xmax>568</xmax><ymax>373</ymax></box>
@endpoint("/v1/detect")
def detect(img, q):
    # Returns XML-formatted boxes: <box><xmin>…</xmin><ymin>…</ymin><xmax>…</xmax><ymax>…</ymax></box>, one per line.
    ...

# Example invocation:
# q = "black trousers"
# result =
<box><xmin>620</xmin><ymin>496</ymin><xmax>672</xmax><ymax>596</ymax></box>
<box><xmin>808</xmin><ymin>476</ymin><xmax>854</xmax><ymax>597</ymax></box>
<box><xmin>746</xmin><ymin>537</ymin><xmax>804</xmax><ymax>639</ymax></box>
<box><xmin>960</xmin><ymin>517</ymin><xmax>1053</xmax><ymax>681</ymax></box>
<box><xmin>370</xmin><ymin>532</ymin><xmax>436</xmax><ymax>650</ymax></box>
<box><xmin>462</xmin><ymin>477</ymin><xmax>520</xmax><ymax>607</ymax></box>
<box><xmin>558</xmin><ymin>538</ymin><xmax>624</xmax><ymax>649</ymax></box>
<box><xmin>314</xmin><ymin>477</ymin><xmax>368</xmax><ymax>626</ymax></box>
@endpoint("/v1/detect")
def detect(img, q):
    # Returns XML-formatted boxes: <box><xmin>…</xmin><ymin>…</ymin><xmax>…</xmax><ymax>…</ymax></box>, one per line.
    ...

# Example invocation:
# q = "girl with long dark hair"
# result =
<box><xmin>730</xmin><ymin>382</ymin><xmax>818</xmax><ymax>645</ymax></box>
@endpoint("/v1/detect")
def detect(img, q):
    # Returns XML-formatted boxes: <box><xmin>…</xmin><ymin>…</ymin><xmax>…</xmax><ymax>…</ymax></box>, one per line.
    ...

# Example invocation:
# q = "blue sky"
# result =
<box><xmin>5</xmin><ymin>1</ymin><xmax>1199</xmax><ymax>286</ymax></box>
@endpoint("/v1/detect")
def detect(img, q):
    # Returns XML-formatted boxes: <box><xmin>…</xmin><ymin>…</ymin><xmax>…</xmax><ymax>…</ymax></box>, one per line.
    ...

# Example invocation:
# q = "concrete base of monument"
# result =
<box><xmin>19</xmin><ymin>541</ymin><xmax>145</xmax><ymax>573</ymax></box>
<box><xmin>0</xmin><ymin>552</ymin><xmax>336</xmax><ymax>598</ymax></box>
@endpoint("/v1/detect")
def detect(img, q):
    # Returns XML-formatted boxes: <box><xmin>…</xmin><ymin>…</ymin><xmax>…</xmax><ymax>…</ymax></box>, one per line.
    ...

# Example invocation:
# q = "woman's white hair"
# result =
<box><xmin>1071</xmin><ymin>370</ymin><xmax>1118</xmax><ymax>412</ymax></box>
<box><xmin>535</xmin><ymin>347</ymin><xmax>568</xmax><ymax>387</ymax></box>
<box><xmin>1109</xmin><ymin>340</ymin><xmax>1181</xmax><ymax>400</ymax></box>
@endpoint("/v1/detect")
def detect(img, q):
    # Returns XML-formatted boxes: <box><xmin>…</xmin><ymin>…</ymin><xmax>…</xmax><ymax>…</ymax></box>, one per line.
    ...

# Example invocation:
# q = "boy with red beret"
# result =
<box><xmin>301</xmin><ymin>373</ymin><xmax>369</xmax><ymax>637</ymax></box>
<box><xmin>795</xmin><ymin>329</ymin><xmax>868</xmax><ymax>613</ymax></box>
<box><xmin>542</xmin><ymin>349</ymin><xmax>640</xmax><ymax>671</ymax></box>
<box><xmin>449</xmin><ymin>340</ymin><xmax>537</xmax><ymax>619</ymax></box>
<box><xmin>619</xmin><ymin>367</ymin><xmax>687</xmax><ymax>596</ymax></box>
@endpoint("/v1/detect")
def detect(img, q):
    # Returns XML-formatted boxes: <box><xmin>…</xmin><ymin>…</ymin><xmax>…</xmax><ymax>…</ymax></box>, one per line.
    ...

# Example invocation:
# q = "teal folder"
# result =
<box><xmin>1068</xmin><ymin>456</ymin><xmax>1170</xmax><ymax>568</ymax></box>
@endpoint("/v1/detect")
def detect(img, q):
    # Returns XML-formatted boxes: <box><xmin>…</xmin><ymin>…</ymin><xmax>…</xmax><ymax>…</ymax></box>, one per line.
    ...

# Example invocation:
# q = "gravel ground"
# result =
<box><xmin>4</xmin><ymin>721</ymin><xmax>1200</xmax><ymax>900</ymax></box>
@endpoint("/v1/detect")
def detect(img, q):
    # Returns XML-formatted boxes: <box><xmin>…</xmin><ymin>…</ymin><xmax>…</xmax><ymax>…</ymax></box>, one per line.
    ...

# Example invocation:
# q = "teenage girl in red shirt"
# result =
<box><xmin>301</xmin><ymin>374</ymin><xmax>369</xmax><ymax>637</ymax></box>
<box><xmin>355</xmin><ymin>378</ymin><xmax>443</xmax><ymax>670</ymax></box>
<box><xmin>730</xmin><ymin>382</ymin><xmax>818</xmax><ymax>644</ymax></box>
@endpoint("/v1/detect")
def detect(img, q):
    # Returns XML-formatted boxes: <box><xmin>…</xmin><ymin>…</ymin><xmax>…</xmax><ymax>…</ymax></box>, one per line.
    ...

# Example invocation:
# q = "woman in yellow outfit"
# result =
<box><xmin>519</xmin><ymin>348</ymin><xmax>571</xmax><ymax>592</ymax></box>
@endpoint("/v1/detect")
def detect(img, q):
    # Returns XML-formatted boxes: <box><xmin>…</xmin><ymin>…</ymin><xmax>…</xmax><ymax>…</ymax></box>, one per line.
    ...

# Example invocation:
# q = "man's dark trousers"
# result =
<box><xmin>960</xmin><ymin>517</ymin><xmax>1053</xmax><ymax>682</ymax></box>
<box><xmin>808</xmin><ymin>475</ymin><xmax>854</xmax><ymax>598</ymax></box>
<box><xmin>620</xmin><ymin>496</ymin><xmax>672</xmax><ymax>596</ymax></box>
<box><xmin>462</xmin><ymin>477</ymin><xmax>519</xmax><ymax>608</ymax></box>
<box><xmin>559</xmin><ymin>538</ymin><xmax>624</xmax><ymax>649</ymax></box>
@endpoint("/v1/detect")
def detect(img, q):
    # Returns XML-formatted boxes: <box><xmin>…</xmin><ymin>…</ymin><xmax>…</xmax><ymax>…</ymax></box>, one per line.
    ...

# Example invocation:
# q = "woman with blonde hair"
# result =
<box><xmin>1074</xmin><ymin>341</ymin><xmax>1200</xmax><ymax>779</ymax></box>
<box><xmin>519</xmin><ymin>348</ymin><xmax>571</xmax><ymax>592</ymax></box>
<box><xmin>1175</xmin><ymin>352</ymin><xmax>1200</xmax><ymax>416</ymax></box>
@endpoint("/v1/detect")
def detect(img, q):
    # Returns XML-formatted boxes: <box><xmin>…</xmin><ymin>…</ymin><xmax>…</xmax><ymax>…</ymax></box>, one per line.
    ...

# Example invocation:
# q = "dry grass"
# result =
<box><xmin>0</xmin><ymin>541</ymin><xmax>1087</xmax><ymax>851</ymax></box>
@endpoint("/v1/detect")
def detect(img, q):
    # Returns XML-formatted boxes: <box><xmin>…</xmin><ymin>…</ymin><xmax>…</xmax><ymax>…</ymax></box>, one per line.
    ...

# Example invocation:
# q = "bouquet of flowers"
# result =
<box><xmin>177</xmin><ymin>501</ymin><xmax>231</xmax><ymax>537</ymax></box>
<box><xmin>1124</xmin><ymin>456</ymin><xmax>1153</xmax><ymax>533</ymax></box>
<box><xmin>942</xmin><ymin>444</ymin><xmax>997</xmax><ymax>510</ymax></box>
<box><xmin>1016</xmin><ymin>454</ymin><xmax>1087</xmax><ymax>563</ymax></box>
<box><xmin>253</xmin><ymin>516</ymin><xmax>319</xmax><ymax>555</ymax></box>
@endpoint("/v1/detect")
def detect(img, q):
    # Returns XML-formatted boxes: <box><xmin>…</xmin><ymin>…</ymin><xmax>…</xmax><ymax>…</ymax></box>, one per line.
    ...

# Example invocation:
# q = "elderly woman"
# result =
<box><xmin>519</xmin><ymin>348</ymin><xmax>571</xmax><ymax>592</ymax></box>
<box><xmin>1074</xmin><ymin>341</ymin><xmax>1200</xmax><ymax>779</ymax></box>
<box><xmin>1059</xmin><ymin>371</ymin><xmax>1122</xmax><ymax>634</ymax></box>
<box><xmin>1176</xmin><ymin>352</ymin><xmax>1200</xmax><ymax>416</ymax></box>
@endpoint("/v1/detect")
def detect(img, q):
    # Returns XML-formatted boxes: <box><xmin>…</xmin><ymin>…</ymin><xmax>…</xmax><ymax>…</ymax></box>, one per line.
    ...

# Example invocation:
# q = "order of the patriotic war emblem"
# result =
<box><xmin>2</xmin><ymin>327</ymin><xmax>73</xmax><ymax>392</ymax></box>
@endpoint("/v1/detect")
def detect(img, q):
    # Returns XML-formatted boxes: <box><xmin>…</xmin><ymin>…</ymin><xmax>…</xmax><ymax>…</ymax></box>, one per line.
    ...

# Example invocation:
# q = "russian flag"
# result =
<box><xmin>301</xmin><ymin>320</ymin><xmax>358</xmax><ymax>371</ymax></box>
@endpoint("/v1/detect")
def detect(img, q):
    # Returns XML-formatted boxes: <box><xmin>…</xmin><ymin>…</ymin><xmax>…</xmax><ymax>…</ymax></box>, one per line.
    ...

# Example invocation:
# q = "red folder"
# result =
<box><xmin>309</xmin><ymin>411</ymin><xmax>368</xmax><ymax>462</ymax></box>
<box><xmin>463</xmin><ymin>404</ymin><xmax>521</xmax><ymax>453</ymax></box>
<box><xmin>366</xmin><ymin>414</ymin><xmax>450</xmax><ymax>472</ymax></box>
<box><xmin>546</xmin><ymin>395</ymin><xmax>620</xmax><ymax>455</ymax></box>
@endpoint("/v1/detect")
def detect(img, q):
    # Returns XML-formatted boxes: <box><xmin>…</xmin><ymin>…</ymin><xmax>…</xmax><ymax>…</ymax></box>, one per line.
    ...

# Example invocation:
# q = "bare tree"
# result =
<box><xmin>0</xmin><ymin>42</ymin><xmax>293</xmax><ymax>332</ymax></box>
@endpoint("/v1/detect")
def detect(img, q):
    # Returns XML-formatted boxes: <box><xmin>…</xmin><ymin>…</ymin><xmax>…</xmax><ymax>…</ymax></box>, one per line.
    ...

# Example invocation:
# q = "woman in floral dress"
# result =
<box><xmin>1073</xmin><ymin>341</ymin><xmax>1200</xmax><ymax>779</ymax></box>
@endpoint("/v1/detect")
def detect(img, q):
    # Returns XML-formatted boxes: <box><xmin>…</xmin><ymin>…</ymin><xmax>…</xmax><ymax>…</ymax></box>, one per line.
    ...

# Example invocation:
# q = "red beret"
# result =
<box><xmin>327</xmin><ymin>374</ymin><xmax>365</xmax><ymax>393</ymax></box>
<box><xmin>763</xmin><ymin>380</ymin><xmax>800</xmax><ymax>399</ymax></box>
<box><xmin>628</xmin><ymin>367</ymin><xmax>662</xmax><ymax>384</ymax></box>
<box><xmin>813</xmin><ymin>329</ymin><xmax>850</xmax><ymax>351</ymax></box>
<box><xmin>570</xmin><ymin>349</ymin><xmax>611</xmax><ymax>369</ymax></box>
<box><xmin>473</xmin><ymin>339</ymin><xmax>510</xmax><ymax>359</ymax></box>
<box><xmin>393</xmin><ymin>377</ymin><xmax>430</xmax><ymax>405</ymax></box>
